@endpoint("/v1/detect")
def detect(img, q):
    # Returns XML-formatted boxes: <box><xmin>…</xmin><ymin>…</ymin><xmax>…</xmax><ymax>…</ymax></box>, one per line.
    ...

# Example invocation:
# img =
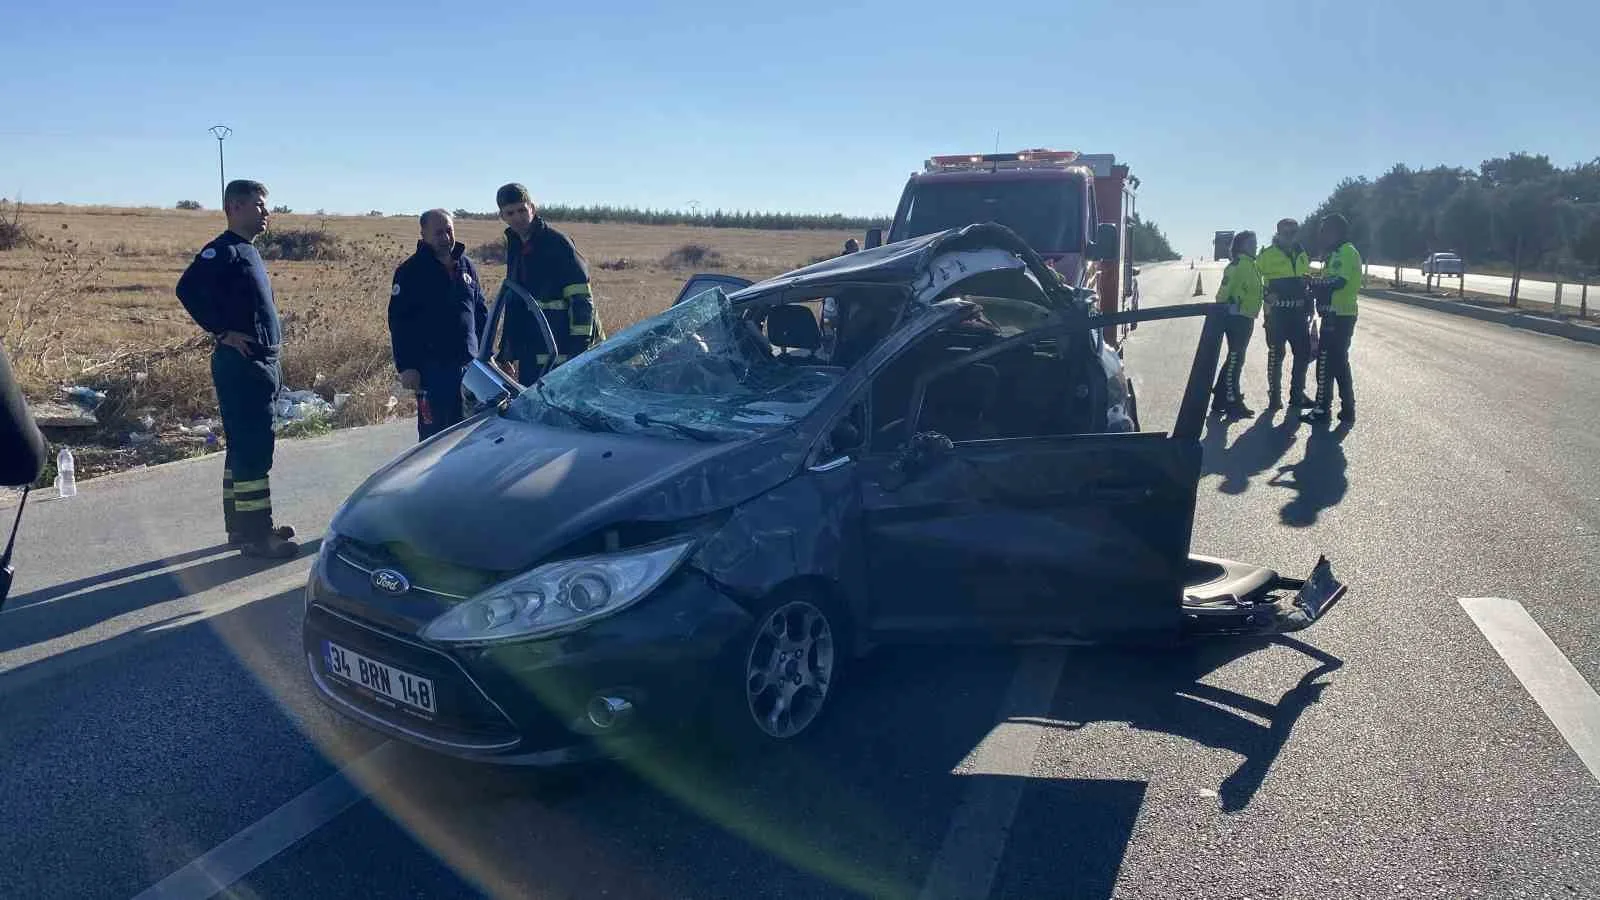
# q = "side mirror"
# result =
<box><xmin>462</xmin><ymin>358</ymin><xmax>515</xmax><ymax>412</ymax></box>
<box><xmin>1090</xmin><ymin>222</ymin><xmax>1119</xmax><ymax>260</ymax></box>
<box><xmin>865</xmin><ymin>228</ymin><xmax>884</xmax><ymax>250</ymax></box>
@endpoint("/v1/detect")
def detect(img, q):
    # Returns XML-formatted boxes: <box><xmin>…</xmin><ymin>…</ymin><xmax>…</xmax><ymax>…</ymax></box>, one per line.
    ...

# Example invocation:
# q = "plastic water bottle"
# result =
<box><xmin>56</xmin><ymin>447</ymin><xmax>77</xmax><ymax>498</ymax></box>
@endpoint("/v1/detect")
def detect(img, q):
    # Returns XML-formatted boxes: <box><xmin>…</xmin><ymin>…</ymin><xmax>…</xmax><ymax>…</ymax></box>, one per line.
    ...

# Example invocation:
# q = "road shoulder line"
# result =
<box><xmin>917</xmin><ymin>647</ymin><xmax>1067</xmax><ymax>900</ymax></box>
<box><xmin>129</xmin><ymin>741</ymin><xmax>398</xmax><ymax>900</ymax></box>
<box><xmin>1460</xmin><ymin>597</ymin><xmax>1600</xmax><ymax>782</ymax></box>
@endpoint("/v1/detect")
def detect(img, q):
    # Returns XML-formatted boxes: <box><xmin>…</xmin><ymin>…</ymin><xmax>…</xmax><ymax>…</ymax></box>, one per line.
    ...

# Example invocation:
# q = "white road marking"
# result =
<box><xmin>130</xmin><ymin>741</ymin><xmax>398</xmax><ymax>900</ymax></box>
<box><xmin>1460</xmin><ymin>597</ymin><xmax>1600</xmax><ymax>782</ymax></box>
<box><xmin>918</xmin><ymin>647</ymin><xmax>1067</xmax><ymax>900</ymax></box>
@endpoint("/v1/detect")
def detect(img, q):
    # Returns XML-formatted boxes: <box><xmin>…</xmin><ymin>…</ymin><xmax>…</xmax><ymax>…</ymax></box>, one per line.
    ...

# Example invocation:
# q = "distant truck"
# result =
<box><xmin>868</xmin><ymin>149</ymin><xmax>1141</xmax><ymax>348</ymax></box>
<box><xmin>1213</xmin><ymin>230</ymin><xmax>1234</xmax><ymax>262</ymax></box>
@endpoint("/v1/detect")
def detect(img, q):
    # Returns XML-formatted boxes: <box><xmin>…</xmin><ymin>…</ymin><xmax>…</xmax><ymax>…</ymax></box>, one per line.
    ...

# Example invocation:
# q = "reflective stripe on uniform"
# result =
<box><xmin>534</xmin><ymin>353</ymin><xmax>571</xmax><ymax>365</ymax></box>
<box><xmin>537</xmin><ymin>298</ymin><xmax>568</xmax><ymax>311</ymax></box>
<box><xmin>562</xmin><ymin>282</ymin><xmax>591</xmax><ymax>299</ymax></box>
<box><xmin>235</xmin><ymin>498</ymin><xmax>272</xmax><ymax>512</ymax></box>
<box><xmin>569</xmin><ymin>323</ymin><xmax>593</xmax><ymax>336</ymax></box>
<box><xmin>233</xmin><ymin>477</ymin><xmax>270</xmax><ymax>493</ymax></box>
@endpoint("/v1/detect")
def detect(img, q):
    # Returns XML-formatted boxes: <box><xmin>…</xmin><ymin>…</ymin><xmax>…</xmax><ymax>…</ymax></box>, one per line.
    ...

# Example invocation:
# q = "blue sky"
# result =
<box><xmin>2</xmin><ymin>0</ymin><xmax>1595</xmax><ymax>256</ymax></box>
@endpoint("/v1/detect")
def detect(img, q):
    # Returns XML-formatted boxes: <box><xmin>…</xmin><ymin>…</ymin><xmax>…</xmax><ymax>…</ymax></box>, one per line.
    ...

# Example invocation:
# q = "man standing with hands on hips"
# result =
<box><xmin>388</xmin><ymin>209</ymin><xmax>488</xmax><ymax>441</ymax></box>
<box><xmin>175</xmin><ymin>179</ymin><xmax>298</xmax><ymax>559</ymax></box>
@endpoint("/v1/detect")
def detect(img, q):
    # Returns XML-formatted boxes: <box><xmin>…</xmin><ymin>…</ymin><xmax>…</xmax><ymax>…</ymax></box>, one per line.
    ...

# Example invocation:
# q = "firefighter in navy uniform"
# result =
<box><xmin>388</xmin><ymin>209</ymin><xmax>488</xmax><ymax>441</ymax></box>
<box><xmin>175</xmin><ymin>179</ymin><xmax>298</xmax><ymax>559</ymax></box>
<box><xmin>1258</xmin><ymin>218</ymin><xmax>1313</xmax><ymax>409</ymax></box>
<box><xmin>494</xmin><ymin>183</ymin><xmax>603</xmax><ymax>381</ymax></box>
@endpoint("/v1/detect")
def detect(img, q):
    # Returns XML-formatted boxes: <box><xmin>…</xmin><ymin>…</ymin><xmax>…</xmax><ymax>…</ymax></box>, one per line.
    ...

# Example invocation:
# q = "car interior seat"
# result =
<box><xmin>766</xmin><ymin>304</ymin><xmax>823</xmax><ymax>360</ymax></box>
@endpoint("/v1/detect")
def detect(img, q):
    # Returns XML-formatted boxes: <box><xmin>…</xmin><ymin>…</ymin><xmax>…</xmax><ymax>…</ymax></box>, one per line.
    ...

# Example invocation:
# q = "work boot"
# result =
<box><xmin>240</xmin><ymin>533</ymin><xmax>300</xmax><ymax>559</ymax></box>
<box><xmin>1266</xmin><ymin>392</ymin><xmax>1283</xmax><ymax>410</ymax></box>
<box><xmin>229</xmin><ymin>525</ymin><xmax>296</xmax><ymax>548</ymax></box>
<box><xmin>1338</xmin><ymin>407</ymin><xmax>1356</xmax><ymax>424</ymax></box>
<box><xmin>1289</xmin><ymin>392</ymin><xmax>1314</xmax><ymax>408</ymax></box>
<box><xmin>1300</xmin><ymin>407</ymin><xmax>1331</xmax><ymax>424</ymax></box>
<box><xmin>1231</xmin><ymin>401</ymin><xmax>1256</xmax><ymax>419</ymax></box>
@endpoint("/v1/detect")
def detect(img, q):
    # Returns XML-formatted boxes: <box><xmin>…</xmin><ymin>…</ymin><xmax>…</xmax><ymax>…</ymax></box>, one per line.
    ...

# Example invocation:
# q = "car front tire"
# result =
<box><xmin>715</xmin><ymin>589</ymin><xmax>848</xmax><ymax>747</ymax></box>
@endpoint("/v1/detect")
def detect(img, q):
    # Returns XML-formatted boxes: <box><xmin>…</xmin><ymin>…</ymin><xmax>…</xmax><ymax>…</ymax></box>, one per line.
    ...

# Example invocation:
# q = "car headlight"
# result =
<box><xmin>419</xmin><ymin>539</ymin><xmax>695</xmax><ymax>645</ymax></box>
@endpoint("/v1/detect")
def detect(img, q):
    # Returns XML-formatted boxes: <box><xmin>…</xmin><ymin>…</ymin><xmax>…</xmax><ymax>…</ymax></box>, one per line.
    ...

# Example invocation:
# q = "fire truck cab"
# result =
<box><xmin>874</xmin><ymin>149</ymin><xmax>1141</xmax><ymax>347</ymax></box>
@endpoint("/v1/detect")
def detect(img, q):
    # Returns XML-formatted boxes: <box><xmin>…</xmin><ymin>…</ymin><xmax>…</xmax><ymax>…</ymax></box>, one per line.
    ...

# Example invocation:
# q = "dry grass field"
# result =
<box><xmin>0</xmin><ymin>203</ymin><xmax>859</xmax><ymax>482</ymax></box>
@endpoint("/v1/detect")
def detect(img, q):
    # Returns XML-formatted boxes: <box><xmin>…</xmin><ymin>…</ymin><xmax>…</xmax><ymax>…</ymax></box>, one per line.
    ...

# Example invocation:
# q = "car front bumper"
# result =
<box><xmin>301</xmin><ymin>560</ymin><xmax>753</xmax><ymax>766</ymax></box>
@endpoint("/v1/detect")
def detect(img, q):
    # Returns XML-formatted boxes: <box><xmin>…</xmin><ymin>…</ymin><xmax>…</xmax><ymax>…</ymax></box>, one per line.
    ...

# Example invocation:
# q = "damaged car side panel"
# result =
<box><xmin>856</xmin><ymin>432</ymin><xmax>1199</xmax><ymax>644</ymax></box>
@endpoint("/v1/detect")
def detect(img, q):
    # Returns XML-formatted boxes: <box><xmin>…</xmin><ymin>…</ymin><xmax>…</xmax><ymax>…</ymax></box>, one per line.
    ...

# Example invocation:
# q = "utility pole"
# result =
<box><xmin>207</xmin><ymin>125</ymin><xmax>231</xmax><ymax>207</ymax></box>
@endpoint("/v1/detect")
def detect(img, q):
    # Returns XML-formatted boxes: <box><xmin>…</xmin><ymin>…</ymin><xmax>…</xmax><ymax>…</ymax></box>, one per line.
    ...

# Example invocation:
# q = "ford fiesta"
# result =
<box><xmin>301</xmin><ymin>225</ymin><xmax>1344</xmax><ymax>765</ymax></box>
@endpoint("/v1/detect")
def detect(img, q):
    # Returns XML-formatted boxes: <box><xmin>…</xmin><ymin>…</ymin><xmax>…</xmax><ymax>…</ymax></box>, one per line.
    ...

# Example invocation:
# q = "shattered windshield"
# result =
<box><xmin>505</xmin><ymin>287</ymin><xmax>844</xmax><ymax>442</ymax></box>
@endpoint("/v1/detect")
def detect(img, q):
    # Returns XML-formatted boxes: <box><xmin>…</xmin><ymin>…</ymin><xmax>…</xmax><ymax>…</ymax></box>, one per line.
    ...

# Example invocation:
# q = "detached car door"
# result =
<box><xmin>857</xmin><ymin>313</ymin><xmax>1203</xmax><ymax>645</ymax></box>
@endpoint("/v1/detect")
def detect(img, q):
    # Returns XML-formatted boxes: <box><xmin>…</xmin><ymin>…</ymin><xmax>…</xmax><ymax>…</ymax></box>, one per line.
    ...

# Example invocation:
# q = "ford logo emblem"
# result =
<box><xmin>371</xmin><ymin>568</ymin><xmax>410</xmax><ymax>596</ymax></box>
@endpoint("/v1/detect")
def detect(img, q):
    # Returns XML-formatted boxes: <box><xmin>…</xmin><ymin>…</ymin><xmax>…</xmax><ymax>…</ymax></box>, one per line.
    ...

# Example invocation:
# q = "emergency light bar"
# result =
<box><xmin>924</xmin><ymin>149</ymin><xmax>1083</xmax><ymax>173</ymax></box>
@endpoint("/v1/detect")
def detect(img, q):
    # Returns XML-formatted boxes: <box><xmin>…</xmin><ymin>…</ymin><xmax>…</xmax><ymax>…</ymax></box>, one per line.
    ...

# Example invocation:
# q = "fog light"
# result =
<box><xmin>586</xmin><ymin>695</ymin><xmax>633</xmax><ymax>730</ymax></box>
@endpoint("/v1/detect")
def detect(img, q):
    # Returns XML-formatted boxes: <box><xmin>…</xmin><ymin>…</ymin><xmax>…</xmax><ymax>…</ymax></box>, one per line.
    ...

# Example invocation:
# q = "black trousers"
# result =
<box><xmin>416</xmin><ymin>361</ymin><xmax>466</xmax><ymax>441</ymax></box>
<box><xmin>1264</xmin><ymin>304</ymin><xmax>1312</xmax><ymax>400</ymax></box>
<box><xmin>1313</xmin><ymin>313</ymin><xmax>1356</xmax><ymax>412</ymax></box>
<box><xmin>1212</xmin><ymin>315</ymin><xmax>1255</xmax><ymax>405</ymax></box>
<box><xmin>214</xmin><ymin>347</ymin><xmax>280</xmax><ymax>540</ymax></box>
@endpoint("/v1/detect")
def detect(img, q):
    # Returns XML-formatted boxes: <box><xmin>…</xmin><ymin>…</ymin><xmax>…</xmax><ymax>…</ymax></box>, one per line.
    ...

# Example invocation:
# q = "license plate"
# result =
<box><xmin>324</xmin><ymin>641</ymin><xmax>437</xmax><ymax>716</ymax></box>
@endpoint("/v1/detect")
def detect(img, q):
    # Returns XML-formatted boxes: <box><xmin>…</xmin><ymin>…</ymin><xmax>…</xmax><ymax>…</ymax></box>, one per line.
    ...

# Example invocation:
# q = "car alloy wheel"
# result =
<box><xmin>743</xmin><ymin>599</ymin><xmax>836</xmax><ymax>740</ymax></box>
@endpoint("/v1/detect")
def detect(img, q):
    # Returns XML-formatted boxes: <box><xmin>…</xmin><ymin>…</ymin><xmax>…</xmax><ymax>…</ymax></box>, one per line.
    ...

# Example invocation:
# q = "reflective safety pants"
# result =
<box><xmin>214</xmin><ymin>347</ymin><xmax>280</xmax><ymax>540</ymax></box>
<box><xmin>1312</xmin><ymin>313</ymin><xmax>1356</xmax><ymax>413</ymax></box>
<box><xmin>1264</xmin><ymin>304</ymin><xmax>1312</xmax><ymax>400</ymax></box>
<box><xmin>1212</xmin><ymin>315</ymin><xmax>1255</xmax><ymax>406</ymax></box>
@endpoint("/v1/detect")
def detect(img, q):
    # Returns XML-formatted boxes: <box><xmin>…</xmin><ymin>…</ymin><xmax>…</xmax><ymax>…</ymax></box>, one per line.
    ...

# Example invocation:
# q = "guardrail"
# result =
<box><xmin>1305</xmin><ymin>260</ymin><xmax>1593</xmax><ymax>320</ymax></box>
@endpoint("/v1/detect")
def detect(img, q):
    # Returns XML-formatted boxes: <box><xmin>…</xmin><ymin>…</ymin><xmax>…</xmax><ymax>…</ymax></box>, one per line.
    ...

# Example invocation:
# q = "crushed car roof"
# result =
<box><xmin>732</xmin><ymin>223</ymin><xmax>1076</xmax><ymax>306</ymax></box>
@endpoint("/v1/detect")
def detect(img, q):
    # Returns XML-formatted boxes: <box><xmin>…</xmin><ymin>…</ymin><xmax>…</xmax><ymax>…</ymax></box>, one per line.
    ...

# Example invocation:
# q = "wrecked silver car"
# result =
<box><xmin>300</xmin><ymin>224</ymin><xmax>1344</xmax><ymax>764</ymax></box>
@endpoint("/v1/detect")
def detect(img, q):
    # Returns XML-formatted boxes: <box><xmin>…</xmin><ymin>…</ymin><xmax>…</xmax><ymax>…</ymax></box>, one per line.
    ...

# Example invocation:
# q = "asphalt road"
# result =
<box><xmin>1</xmin><ymin>260</ymin><xmax>1597</xmax><ymax>899</ymax></box>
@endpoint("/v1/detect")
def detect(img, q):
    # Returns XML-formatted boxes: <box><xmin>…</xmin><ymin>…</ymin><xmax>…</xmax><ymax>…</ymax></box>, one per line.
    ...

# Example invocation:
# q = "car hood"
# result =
<box><xmin>329</xmin><ymin>415</ymin><xmax>807</xmax><ymax>573</ymax></box>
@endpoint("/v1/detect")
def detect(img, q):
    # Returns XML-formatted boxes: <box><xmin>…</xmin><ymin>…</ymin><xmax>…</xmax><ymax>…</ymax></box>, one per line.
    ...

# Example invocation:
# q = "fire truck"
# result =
<box><xmin>869</xmin><ymin>149</ymin><xmax>1142</xmax><ymax>347</ymax></box>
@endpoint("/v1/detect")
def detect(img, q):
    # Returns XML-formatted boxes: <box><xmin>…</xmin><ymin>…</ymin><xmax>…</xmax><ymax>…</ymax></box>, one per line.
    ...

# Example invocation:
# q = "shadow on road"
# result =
<box><xmin>1268</xmin><ymin>422</ymin><xmax>1352</xmax><ymax>526</ymax></box>
<box><xmin>1201</xmin><ymin>412</ymin><xmax>1301</xmax><ymax>495</ymax></box>
<box><xmin>362</xmin><ymin>636</ymin><xmax>1343</xmax><ymax>898</ymax></box>
<box><xmin>0</xmin><ymin>539</ymin><xmax>321</xmax><ymax>657</ymax></box>
<box><xmin>1037</xmin><ymin>634</ymin><xmax>1343</xmax><ymax>813</ymax></box>
<box><xmin>4</xmin><ymin>544</ymin><xmax>235</xmax><ymax>609</ymax></box>
<box><xmin>0</xmin><ymin>577</ymin><xmax>1343</xmax><ymax>900</ymax></box>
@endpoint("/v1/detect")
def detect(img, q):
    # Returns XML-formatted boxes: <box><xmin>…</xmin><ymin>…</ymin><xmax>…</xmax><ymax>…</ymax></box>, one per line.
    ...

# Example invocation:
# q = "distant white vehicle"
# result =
<box><xmin>1421</xmin><ymin>252</ymin><xmax>1465</xmax><ymax>276</ymax></box>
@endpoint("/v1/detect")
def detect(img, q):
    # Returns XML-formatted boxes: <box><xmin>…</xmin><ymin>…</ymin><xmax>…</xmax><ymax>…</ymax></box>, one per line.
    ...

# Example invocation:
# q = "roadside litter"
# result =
<box><xmin>273</xmin><ymin>389</ymin><xmax>337</xmax><ymax>431</ymax></box>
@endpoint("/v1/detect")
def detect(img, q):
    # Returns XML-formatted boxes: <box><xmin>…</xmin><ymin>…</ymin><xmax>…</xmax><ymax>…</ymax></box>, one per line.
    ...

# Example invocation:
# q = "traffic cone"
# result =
<box><xmin>1193</xmin><ymin>274</ymin><xmax>1204</xmax><ymax>296</ymax></box>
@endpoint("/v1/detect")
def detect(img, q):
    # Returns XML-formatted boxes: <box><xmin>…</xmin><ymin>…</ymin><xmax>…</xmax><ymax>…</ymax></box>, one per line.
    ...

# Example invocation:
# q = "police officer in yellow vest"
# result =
<box><xmin>1258</xmin><ymin>218</ymin><xmax>1313</xmax><ymax>409</ymax></box>
<box><xmin>1303</xmin><ymin>213</ymin><xmax>1360</xmax><ymax>424</ymax></box>
<box><xmin>1211</xmin><ymin>230</ymin><xmax>1263</xmax><ymax>418</ymax></box>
